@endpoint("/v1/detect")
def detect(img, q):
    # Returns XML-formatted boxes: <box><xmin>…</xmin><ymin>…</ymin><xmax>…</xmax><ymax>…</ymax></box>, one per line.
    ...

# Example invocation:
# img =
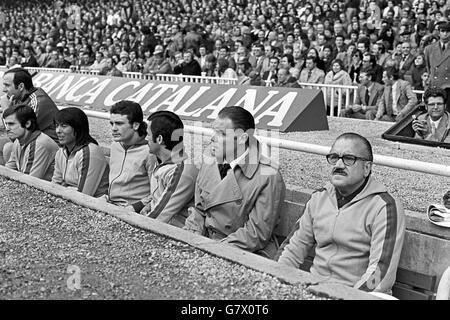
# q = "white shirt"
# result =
<box><xmin>230</xmin><ymin>149</ymin><xmax>249</xmax><ymax>170</ymax></box>
<box><xmin>392</xmin><ymin>81</ymin><xmax>399</xmax><ymax>115</ymax></box>
<box><xmin>430</xmin><ymin>118</ymin><xmax>441</xmax><ymax>135</ymax></box>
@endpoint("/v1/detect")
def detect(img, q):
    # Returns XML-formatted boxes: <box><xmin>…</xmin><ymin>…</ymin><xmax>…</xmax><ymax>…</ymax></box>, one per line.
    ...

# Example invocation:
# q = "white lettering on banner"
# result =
<box><xmin>193</xmin><ymin>88</ymin><xmax>238</xmax><ymax>119</ymax></box>
<box><xmin>234</xmin><ymin>89</ymin><xmax>279</xmax><ymax>115</ymax></box>
<box><xmin>32</xmin><ymin>73</ymin><xmax>53</xmax><ymax>88</ymax></box>
<box><xmin>175</xmin><ymin>86</ymin><xmax>211</xmax><ymax>116</ymax></box>
<box><xmin>75</xmin><ymin>79</ymin><xmax>112</xmax><ymax>103</ymax></box>
<box><xmin>141</xmin><ymin>84</ymin><xmax>178</xmax><ymax>111</ymax></box>
<box><xmin>104</xmin><ymin>81</ymin><xmax>141</xmax><ymax>106</ymax></box>
<box><xmin>39</xmin><ymin>74</ymin><xmax>66</xmax><ymax>93</ymax></box>
<box><xmin>125</xmin><ymin>83</ymin><xmax>154</xmax><ymax>104</ymax></box>
<box><xmin>149</xmin><ymin>86</ymin><xmax>191</xmax><ymax>112</ymax></box>
<box><xmin>48</xmin><ymin>76</ymin><xmax>85</xmax><ymax>100</ymax></box>
<box><xmin>255</xmin><ymin>92</ymin><xmax>298</xmax><ymax>126</ymax></box>
<box><xmin>65</xmin><ymin>77</ymin><xmax>96</xmax><ymax>101</ymax></box>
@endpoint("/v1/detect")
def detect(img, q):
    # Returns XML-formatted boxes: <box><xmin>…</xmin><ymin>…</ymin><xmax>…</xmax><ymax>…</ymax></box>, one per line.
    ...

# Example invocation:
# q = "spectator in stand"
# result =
<box><xmin>324</xmin><ymin>59</ymin><xmax>352</xmax><ymax>113</ymax></box>
<box><xmin>143</xmin><ymin>45</ymin><xmax>172</xmax><ymax>76</ymax></box>
<box><xmin>215</xmin><ymin>58</ymin><xmax>237</xmax><ymax>79</ymax></box>
<box><xmin>298</xmin><ymin>56</ymin><xmax>325</xmax><ymax>85</ymax></box>
<box><xmin>21</xmin><ymin>47</ymin><xmax>38</xmax><ymax>68</ymax></box>
<box><xmin>276</xmin><ymin>67</ymin><xmax>293</xmax><ymax>87</ymax></box>
<box><xmin>398</xmin><ymin>42</ymin><xmax>416</xmax><ymax>80</ymax></box>
<box><xmin>349</xmin><ymin>49</ymin><xmax>363</xmax><ymax>84</ymax></box>
<box><xmin>173</xmin><ymin>50</ymin><xmax>201</xmax><ymax>76</ymax></box>
<box><xmin>260</xmin><ymin>56</ymin><xmax>279</xmax><ymax>87</ymax></box>
<box><xmin>372</xmin><ymin>41</ymin><xmax>389</xmax><ymax>68</ymax></box>
<box><xmin>412</xmin><ymin>87</ymin><xmax>450</xmax><ymax>142</ymax></box>
<box><xmin>424</xmin><ymin>21</ymin><xmax>450</xmax><ymax>111</ymax></box>
<box><xmin>52</xmin><ymin>107</ymin><xmax>109</xmax><ymax>197</ymax></box>
<box><xmin>340</xmin><ymin>69</ymin><xmax>385</xmax><ymax>120</ymax></box>
<box><xmin>116</xmin><ymin>51</ymin><xmax>131</xmax><ymax>73</ymax></box>
<box><xmin>89</xmin><ymin>51</ymin><xmax>107</xmax><ymax>71</ymax></box>
<box><xmin>370</xmin><ymin>66</ymin><xmax>418</xmax><ymax>122</ymax></box>
<box><xmin>361</xmin><ymin>53</ymin><xmax>384</xmax><ymax>84</ymax></box>
<box><xmin>406</xmin><ymin>54</ymin><xmax>427</xmax><ymax>90</ymax></box>
<box><xmin>2</xmin><ymin>104</ymin><xmax>58</xmax><ymax>180</ymax></box>
<box><xmin>236</xmin><ymin>57</ymin><xmax>252</xmax><ymax>86</ymax></box>
<box><xmin>99</xmin><ymin>56</ymin><xmax>123</xmax><ymax>77</ymax></box>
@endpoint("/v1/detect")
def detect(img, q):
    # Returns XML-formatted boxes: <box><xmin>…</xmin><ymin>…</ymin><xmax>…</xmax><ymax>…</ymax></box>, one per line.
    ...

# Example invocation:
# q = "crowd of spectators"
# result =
<box><xmin>0</xmin><ymin>0</ymin><xmax>449</xmax><ymax>117</ymax></box>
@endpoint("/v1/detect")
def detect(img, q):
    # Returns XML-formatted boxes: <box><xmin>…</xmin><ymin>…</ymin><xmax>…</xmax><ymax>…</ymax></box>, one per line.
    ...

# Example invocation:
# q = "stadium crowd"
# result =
<box><xmin>0</xmin><ymin>0</ymin><xmax>449</xmax><ymax>115</ymax></box>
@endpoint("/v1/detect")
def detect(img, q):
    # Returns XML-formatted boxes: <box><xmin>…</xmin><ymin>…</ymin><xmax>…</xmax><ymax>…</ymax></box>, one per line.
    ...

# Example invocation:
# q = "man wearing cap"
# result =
<box><xmin>116</xmin><ymin>51</ymin><xmax>131</xmax><ymax>73</ymax></box>
<box><xmin>143</xmin><ymin>45</ymin><xmax>172</xmax><ymax>75</ymax></box>
<box><xmin>424</xmin><ymin>21</ymin><xmax>450</xmax><ymax>111</ymax></box>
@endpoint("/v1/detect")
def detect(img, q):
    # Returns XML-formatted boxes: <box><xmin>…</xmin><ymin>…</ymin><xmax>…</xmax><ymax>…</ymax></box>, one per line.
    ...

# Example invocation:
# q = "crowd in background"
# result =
<box><xmin>0</xmin><ymin>0</ymin><xmax>449</xmax><ymax>98</ymax></box>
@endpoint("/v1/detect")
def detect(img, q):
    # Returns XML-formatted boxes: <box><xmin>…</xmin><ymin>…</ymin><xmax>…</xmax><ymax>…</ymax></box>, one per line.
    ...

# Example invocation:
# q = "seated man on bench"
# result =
<box><xmin>184</xmin><ymin>106</ymin><xmax>286</xmax><ymax>259</ymax></box>
<box><xmin>278</xmin><ymin>133</ymin><xmax>406</xmax><ymax>294</ymax></box>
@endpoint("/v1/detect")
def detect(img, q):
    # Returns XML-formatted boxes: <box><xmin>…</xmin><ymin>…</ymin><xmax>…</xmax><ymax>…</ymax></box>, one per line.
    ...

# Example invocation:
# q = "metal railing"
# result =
<box><xmin>19</xmin><ymin>66</ymin><xmax>237</xmax><ymax>84</ymax></box>
<box><xmin>296</xmin><ymin>82</ymin><xmax>424</xmax><ymax>117</ymax></box>
<box><xmin>76</xmin><ymin>108</ymin><xmax>450</xmax><ymax>178</ymax></box>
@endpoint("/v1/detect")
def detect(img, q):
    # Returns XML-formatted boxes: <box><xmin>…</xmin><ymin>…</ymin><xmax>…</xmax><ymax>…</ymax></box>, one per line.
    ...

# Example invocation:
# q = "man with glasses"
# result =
<box><xmin>424</xmin><ymin>21</ymin><xmax>450</xmax><ymax>111</ymax></box>
<box><xmin>412</xmin><ymin>87</ymin><xmax>450</xmax><ymax>142</ymax></box>
<box><xmin>278</xmin><ymin>133</ymin><xmax>405</xmax><ymax>294</ymax></box>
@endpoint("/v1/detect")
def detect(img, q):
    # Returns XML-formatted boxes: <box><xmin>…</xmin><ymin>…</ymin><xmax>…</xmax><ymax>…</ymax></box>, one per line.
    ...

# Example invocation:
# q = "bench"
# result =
<box><xmin>274</xmin><ymin>186</ymin><xmax>450</xmax><ymax>300</ymax></box>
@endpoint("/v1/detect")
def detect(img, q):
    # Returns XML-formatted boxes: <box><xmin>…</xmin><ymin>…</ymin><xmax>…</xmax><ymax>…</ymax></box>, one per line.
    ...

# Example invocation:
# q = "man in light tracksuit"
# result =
<box><xmin>136</xmin><ymin>111</ymin><xmax>198</xmax><ymax>228</ymax></box>
<box><xmin>278</xmin><ymin>132</ymin><xmax>405</xmax><ymax>294</ymax></box>
<box><xmin>106</xmin><ymin>100</ymin><xmax>156</xmax><ymax>208</ymax></box>
<box><xmin>2</xmin><ymin>104</ymin><xmax>58</xmax><ymax>181</ymax></box>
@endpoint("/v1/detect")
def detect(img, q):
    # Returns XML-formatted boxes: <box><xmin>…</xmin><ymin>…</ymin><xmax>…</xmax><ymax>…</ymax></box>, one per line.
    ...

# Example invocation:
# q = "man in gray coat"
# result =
<box><xmin>184</xmin><ymin>106</ymin><xmax>286</xmax><ymax>259</ymax></box>
<box><xmin>424</xmin><ymin>21</ymin><xmax>450</xmax><ymax>111</ymax></box>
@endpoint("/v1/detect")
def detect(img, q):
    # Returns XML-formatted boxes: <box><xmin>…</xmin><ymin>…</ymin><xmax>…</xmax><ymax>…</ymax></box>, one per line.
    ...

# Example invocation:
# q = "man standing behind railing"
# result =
<box><xmin>297</xmin><ymin>56</ymin><xmax>325</xmax><ymax>86</ymax></box>
<box><xmin>424</xmin><ymin>21</ymin><xmax>450</xmax><ymax>111</ymax></box>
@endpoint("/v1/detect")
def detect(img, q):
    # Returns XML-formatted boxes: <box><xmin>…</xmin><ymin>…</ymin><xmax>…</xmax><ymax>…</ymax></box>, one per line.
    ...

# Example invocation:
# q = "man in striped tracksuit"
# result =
<box><xmin>278</xmin><ymin>132</ymin><xmax>405</xmax><ymax>294</ymax></box>
<box><xmin>2</xmin><ymin>104</ymin><xmax>58</xmax><ymax>181</ymax></box>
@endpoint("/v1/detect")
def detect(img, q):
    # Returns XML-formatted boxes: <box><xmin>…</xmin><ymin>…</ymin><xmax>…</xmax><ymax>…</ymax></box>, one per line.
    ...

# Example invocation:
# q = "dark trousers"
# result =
<box><xmin>446</xmin><ymin>88</ymin><xmax>450</xmax><ymax>113</ymax></box>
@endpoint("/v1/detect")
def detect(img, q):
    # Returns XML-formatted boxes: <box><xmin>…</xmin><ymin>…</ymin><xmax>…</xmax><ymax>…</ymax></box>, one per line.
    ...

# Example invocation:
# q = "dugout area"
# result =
<box><xmin>382</xmin><ymin>104</ymin><xmax>450</xmax><ymax>149</ymax></box>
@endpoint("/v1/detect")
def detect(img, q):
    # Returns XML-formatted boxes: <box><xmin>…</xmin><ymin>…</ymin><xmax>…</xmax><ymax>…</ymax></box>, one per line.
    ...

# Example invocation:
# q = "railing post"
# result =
<box><xmin>337</xmin><ymin>87</ymin><xmax>343</xmax><ymax>117</ymax></box>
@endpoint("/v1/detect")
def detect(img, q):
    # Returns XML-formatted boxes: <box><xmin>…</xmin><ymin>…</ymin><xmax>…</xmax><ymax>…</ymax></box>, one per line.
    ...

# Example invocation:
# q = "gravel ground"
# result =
<box><xmin>0</xmin><ymin>177</ymin><xmax>328</xmax><ymax>300</ymax></box>
<box><xmin>84</xmin><ymin>116</ymin><xmax>449</xmax><ymax>214</ymax></box>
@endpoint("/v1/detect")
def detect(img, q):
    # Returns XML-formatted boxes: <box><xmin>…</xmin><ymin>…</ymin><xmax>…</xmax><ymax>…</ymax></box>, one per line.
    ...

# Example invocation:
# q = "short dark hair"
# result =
<box><xmin>423</xmin><ymin>86</ymin><xmax>447</xmax><ymax>105</ymax></box>
<box><xmin>110</xmin><ymin>100</ymin><xmax>147</xmax><ymax>137</ymax></box>
<box><xmin>55</xmin><ymin>107</ymin><xmax>98</xmax><ymax>146</ymax></box>
<box><xmin>334</xmin><ymin>132</ymin><xmax>373</xmax><ymax>161</ymax></box>
<box><xmin>218</xmin><ymin>106</ymin><xmax>255</xmax><ymax>133</ymax></box>
<box><xmin>147</xmin><ymin>111</ymin><xmax>184</xmax><ymax>151</ymax></box>
<box><xmin>4</xmin><ymin>68</ymin><xmax>34</xmax><ymax>90</ymax></box>
<box><xmin>360</xmin><ymin>68</ymin><xmax>375</xmax><ymax>80</ymax></box>
<box><xmin>384</xmin><ymin>66</ymin><xmax>400</xmax><ymax>80</ymax></box>
<box><xmin>2</xmin><ymin>104</ymin><xmax>39</xmax><ymax>131</ymax></box>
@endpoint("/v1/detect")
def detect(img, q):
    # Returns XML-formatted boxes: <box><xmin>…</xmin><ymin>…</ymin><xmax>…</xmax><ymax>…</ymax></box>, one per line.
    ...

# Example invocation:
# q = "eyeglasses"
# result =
<box><xmin>326</xmin><ymin>153</ymin><xmax>371</xmax><ymax>166</ymax></box>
